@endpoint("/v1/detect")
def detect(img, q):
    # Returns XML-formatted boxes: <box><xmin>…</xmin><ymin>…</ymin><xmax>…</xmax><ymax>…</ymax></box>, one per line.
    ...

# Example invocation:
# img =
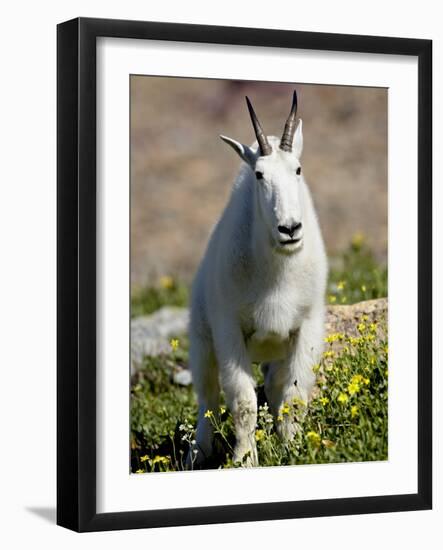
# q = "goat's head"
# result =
<box><xmin>220</xmin><ymin>91</ymin><xmax>305</xmax><ymax>254</ymax></box>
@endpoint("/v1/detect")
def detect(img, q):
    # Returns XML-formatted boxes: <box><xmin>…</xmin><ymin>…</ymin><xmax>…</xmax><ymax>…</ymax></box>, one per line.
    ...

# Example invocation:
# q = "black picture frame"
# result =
<box><xmin>57</xmin><ymin>17</ymin><xmax>432</xmax><ymax>532</ymax></box>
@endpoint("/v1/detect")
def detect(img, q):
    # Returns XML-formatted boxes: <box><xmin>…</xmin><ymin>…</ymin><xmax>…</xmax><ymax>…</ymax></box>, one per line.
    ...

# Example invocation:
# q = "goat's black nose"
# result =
<box><xmin>278</xmin><ymin>222</ymin><xmax>302</xmax><ymax>237</ymax></box>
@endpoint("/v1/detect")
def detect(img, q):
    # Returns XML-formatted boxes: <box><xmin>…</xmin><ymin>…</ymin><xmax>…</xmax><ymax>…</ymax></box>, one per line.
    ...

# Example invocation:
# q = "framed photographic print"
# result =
<box><xmin>57</xmin><ymin>17</ymin><xmax>432</xmax><ymax>532</ymax></box>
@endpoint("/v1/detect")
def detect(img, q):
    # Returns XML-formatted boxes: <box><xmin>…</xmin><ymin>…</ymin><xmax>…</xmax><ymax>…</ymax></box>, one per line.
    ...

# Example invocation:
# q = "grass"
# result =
<box><xmin>130</xmin><ymin>235</ymin><xmax>388</xmax><ymax>473</ymax></box>
<box><xmin>327</xmin><ymin>233</ymin><xmax>388</xmax><ymax>305</ymax></box>
<box><xmin>131</xmin><ymin>275</ymin><xmax>189</xmax><ymax>318</ymax></box>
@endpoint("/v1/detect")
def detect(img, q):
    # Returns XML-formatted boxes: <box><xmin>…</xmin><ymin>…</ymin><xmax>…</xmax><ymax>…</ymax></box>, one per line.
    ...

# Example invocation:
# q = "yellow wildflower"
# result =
<box><xmin>281</xmin><ymin>403</ymin><xmax>290</xmax><ymax>415</ymax></box>
<box><xmin>365</xmin><ymin>334</ymin><xmax>375</xmax><ymax>342</ymax></box>
<box><xmin>363</xmin><ymin>377</ymin><xmax>370</xmax><ymax>385</ymax></box>
<box><xmin>351</xmin><ymin>374</ymin><xmax>364</xmax><ymax>384</ymax></box>
<box><xmin>323</xmin><ymin>350</ymin><xmax>335</xmax><ymax>359</ymax></box>
<box><xmin>357</xmin><ymin>323</ymin><xmax>366</xmax><ymax>333</ymax></box>
<box><xmin>306</xmin><ymin>431</ymin><xmax>321</xmax><ymax>446</ymax></box>
<box><xmin>319</xmin><ymin>397</ymin><xmax>329</xmax><ymax>406</ymax></box>
<box><xmin>204</xmin><ymin>410</ymin><xmax>213</xmax><ymax>418</ymax></box>
<box><xmin>324</xmin><ymin>333</ymin><xmax>345</xmax><ymax>344</ymax></box>
<box><xmin>277</xmin><ymin>415</ymin><xmax>283</xmax><ymax>422</ymax></box>
<box><xmin>255</xmin><ymin>429</ymin><xmax>265</xmax><ymax>442</ymax></box>
<box><xmin>140</xmin><ymin>455</ymin><xmax>149</xmax><ymax>463</ymax></box>
<box><xmin>152</xmin><ymin>455</ymin><xmax>169</xmax><ymax>465</ymax></box>
<box><xmin>351</xmin><ymin>405</ymin><xmax>359</xmax><ymax>418</ymax></box>
<box><xmin>170</xmin><ymin>338</ymin><xmax>179</xmax><ymax>351</ymax></box>
<box><xmin>361</xmin><ymin>285</ymin><xmax>367</xmax><ymax>293</ymax></box>
<box><xmin>292</xmin><ymin>397</ymin><xmax>306</xmax><ymax>408</ymax></box>
<box><xmin>369</xmin><ymin>322</ymin><xmax>377</xmax><ymax>333</ymax></box>
<box><xmin>362</xmin><ymin>315</ymin><xmax>369</xmax><ymax>322</ymax></box>
<box><xmin>159</xmin><ymin>275</ymin><xmax>174</xmax><ymax>289</ymax></box>
<box><xmin>219</xmin><ymin>406</ymin><xmax>226</xmax><ymax>415</ymax></box>
<box><xmin>329</xmin><ymin>295</ymin><xmax>337</xmax><ymax>303</ymax></box>
<box><xmin>337</xmin><ymin>280</ymin><xmax>346</xmax><ymax>290</ymax></box>
<box><xmin>338</xmin><ymin>392</ymin><xmax>348</xmax><ymax>404</ymax></box>
<box><xmin>347</xmin><ymin>381</ymin><xmax>360</xmax><ymax>395</ymax></box>
<box><xmin>312</xmin><ymin>363</ymin><xmax>320</xmax><ymax>373</ymax></box>
<box><xmin>352</xmin><ymin>232</ymin><xmax>365</xmax><ymax>248</ymax></box>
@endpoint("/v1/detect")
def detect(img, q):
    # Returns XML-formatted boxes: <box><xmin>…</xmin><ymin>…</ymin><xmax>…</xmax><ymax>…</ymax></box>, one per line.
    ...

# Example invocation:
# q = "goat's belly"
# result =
<box><xmin>247</xmin><ymin>333</ymin><xmax>289</xmax><ymax>363</ymax></box>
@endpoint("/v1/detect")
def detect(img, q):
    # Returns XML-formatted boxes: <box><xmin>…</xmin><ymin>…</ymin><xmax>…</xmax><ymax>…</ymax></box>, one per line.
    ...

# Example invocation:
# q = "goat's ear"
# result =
<box><xmin>292</xmin><ymin>119</ymin><xmax>303</xmax><ymax>158</ymax></box>
<box><xmin>220</xmin><ymin>135</ymin><xmax>256</xmax><ymax>167</ymax></box>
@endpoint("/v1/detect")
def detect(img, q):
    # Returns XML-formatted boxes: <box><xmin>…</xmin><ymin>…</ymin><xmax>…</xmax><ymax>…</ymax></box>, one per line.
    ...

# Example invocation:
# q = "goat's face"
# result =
<box><xmin>220</xmin><ymin>91</ymin><xmax>305</xmax><ymax>254</ymax></box>
<box><xmin>254</xmin><ymin>132</ymin><xmax>304</xmax><ymax>254</ymax></box>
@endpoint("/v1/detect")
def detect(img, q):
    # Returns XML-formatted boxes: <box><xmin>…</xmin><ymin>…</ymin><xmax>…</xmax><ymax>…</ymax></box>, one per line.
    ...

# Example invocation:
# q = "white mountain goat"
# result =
<box><xmin>188</xmin><ymin>91</ymin><xmax>328</xmax><ymax>467</ymax></box>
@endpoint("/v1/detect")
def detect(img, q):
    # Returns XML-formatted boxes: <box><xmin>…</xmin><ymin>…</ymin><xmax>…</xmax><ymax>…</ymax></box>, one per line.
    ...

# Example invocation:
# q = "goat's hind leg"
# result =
<box><xmin>263</xmin><ymin>360</ymin><xmax>300</xmax><ymax>441</ymax></box>
<box><xmin>292</xmin><ymin>307</ymin><xmax>324</xmax><ymax>404</ymax></box>
<box><xmin>187</xmin><ymin>332</ymin><xmax>219</xmax><ymax>468</ymax></box>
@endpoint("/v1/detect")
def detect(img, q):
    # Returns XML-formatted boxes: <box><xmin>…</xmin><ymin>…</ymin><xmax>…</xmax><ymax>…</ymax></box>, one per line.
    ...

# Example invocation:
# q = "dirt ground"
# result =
<box><xmin>131</xmin><ymin>77</ymin><xmax>387</xmax><ymax>288</ymax></box>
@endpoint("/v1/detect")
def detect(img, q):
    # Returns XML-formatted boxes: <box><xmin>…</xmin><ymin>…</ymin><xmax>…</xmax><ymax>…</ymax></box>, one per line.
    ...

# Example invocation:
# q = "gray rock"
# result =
<box><xmin>173</xmin><ymin>368</ymin><xmax>193</xmax><ymax>386</ymax></box>
<box><xmin>326</xmin><ymin>297</ymin><xmax>387</xmax><ymax>338</ymax></box>
<box><xmin>131</xmin><ymin>306</ymin><xmax>189</xmax><ymax>373</ymax></box>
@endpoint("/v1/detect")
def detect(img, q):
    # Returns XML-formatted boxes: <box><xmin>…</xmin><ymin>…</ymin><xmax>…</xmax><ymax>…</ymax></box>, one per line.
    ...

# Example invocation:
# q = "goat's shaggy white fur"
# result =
<box><xmin>188</xmin><ymin>103</ymin><xmax>328</xmax><ymax>467</ymax></box>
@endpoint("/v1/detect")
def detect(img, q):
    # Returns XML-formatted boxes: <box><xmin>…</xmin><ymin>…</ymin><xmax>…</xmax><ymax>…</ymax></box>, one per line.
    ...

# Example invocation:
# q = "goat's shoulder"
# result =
<box><xmin>214</xmin><ymin>166</ymin><xmax>255</xmax><ymax>268</ymax></box>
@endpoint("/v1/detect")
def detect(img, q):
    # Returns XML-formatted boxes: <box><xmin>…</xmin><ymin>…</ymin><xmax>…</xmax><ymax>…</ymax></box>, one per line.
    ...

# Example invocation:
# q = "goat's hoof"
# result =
<box><xmin>233</xmin><ymin>445</ymin><xmax>258</xmax><ymax>468</ymax></box>
<box><xmin>276</xmin><ymin>418</ymin><xmax>300</xmax><ymax>442</ymax></box>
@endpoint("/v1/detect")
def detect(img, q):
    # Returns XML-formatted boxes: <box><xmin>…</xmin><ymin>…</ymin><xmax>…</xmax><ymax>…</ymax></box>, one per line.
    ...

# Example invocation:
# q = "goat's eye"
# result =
<box><xmin>255</xmin><ymin>171</ymin><xmax>263</xmax><ymax>180</ymax></box>
<box><xmin>296</xmin><ymin>166</ymin><xmax>302</xmax><ymax>176</ymax></box>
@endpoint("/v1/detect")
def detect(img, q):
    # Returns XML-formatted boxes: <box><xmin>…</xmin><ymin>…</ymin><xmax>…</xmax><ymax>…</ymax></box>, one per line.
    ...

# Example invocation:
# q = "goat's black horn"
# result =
<box><xmin>245</xmin><ymin>96</ymin><xmax>272</xmax><ymax>157</ymax></box>
<box><xmin>279</xmin><ymin>90</ymin><xmax>298</xmax><ymax>152</ymax></box>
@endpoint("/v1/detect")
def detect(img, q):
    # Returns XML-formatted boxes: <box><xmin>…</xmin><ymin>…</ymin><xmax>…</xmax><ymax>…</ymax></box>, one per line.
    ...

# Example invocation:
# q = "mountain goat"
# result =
<box><xmin>188</xmin><ymin>91</ymin><xmax>328</xmax><ymax>467</ymax></box>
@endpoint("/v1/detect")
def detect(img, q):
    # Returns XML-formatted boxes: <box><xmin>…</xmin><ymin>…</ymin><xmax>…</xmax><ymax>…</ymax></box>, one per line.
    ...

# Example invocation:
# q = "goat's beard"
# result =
<box><xmin>274</xmin><ymin>238</ymin><xmax>304</xmax><ymax>256</ymax></box>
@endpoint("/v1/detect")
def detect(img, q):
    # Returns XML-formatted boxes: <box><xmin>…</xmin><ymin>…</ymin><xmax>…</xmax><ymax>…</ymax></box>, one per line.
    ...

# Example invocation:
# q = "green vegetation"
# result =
<box><xmin>131</xmin><ymin>275</ymin><xmax>189</xmax><ymax>318</ymax></box>
<box><xmin>130</xmin><ymin>236</ymin><xmax>388</xmax><ymax>473</ymax></box>
<box><xmin>327</xmin><ymin>233</ymin><xmax>388</xmax><ymax>305</ymax></box>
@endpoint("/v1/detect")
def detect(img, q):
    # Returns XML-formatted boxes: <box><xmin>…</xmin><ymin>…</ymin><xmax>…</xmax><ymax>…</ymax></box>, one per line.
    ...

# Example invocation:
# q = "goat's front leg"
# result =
<box><xmin>264</xmin><ymin>307</ymin><xmax>324</xmax><ymax>441</ymax></box>
<box><xmin>214</xmin><ymin>322</ymin><xmax>258</xmax><ymax>467</ymax></box>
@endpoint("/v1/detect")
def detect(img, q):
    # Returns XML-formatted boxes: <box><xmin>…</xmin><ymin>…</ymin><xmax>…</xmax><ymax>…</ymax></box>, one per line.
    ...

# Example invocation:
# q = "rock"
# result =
<box><xmin>326</xmin><ymin>297</ymin><xmax>387</xmax><ymax>337</ymax></box>
<box><xmin>131</xmin><ymin>306</ymin><xmax>189</xmax><ymax>373</ymax></box>
<box><xmin>172</xmin><ymin>368</ymin><xmax>193</xmax><ymax>386</ymax></box>
<box><xmin>323</xmin><ymin>297</ymin><xmax>387</xmax><ymax>361</ymax></box>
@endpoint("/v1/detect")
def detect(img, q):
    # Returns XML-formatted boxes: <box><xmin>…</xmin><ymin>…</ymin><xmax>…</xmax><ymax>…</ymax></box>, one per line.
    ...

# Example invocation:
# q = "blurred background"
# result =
<box><xmin>131</xmin><ymin>77</ymin><xmax>387</xmax><ymax>290</ymax></box>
